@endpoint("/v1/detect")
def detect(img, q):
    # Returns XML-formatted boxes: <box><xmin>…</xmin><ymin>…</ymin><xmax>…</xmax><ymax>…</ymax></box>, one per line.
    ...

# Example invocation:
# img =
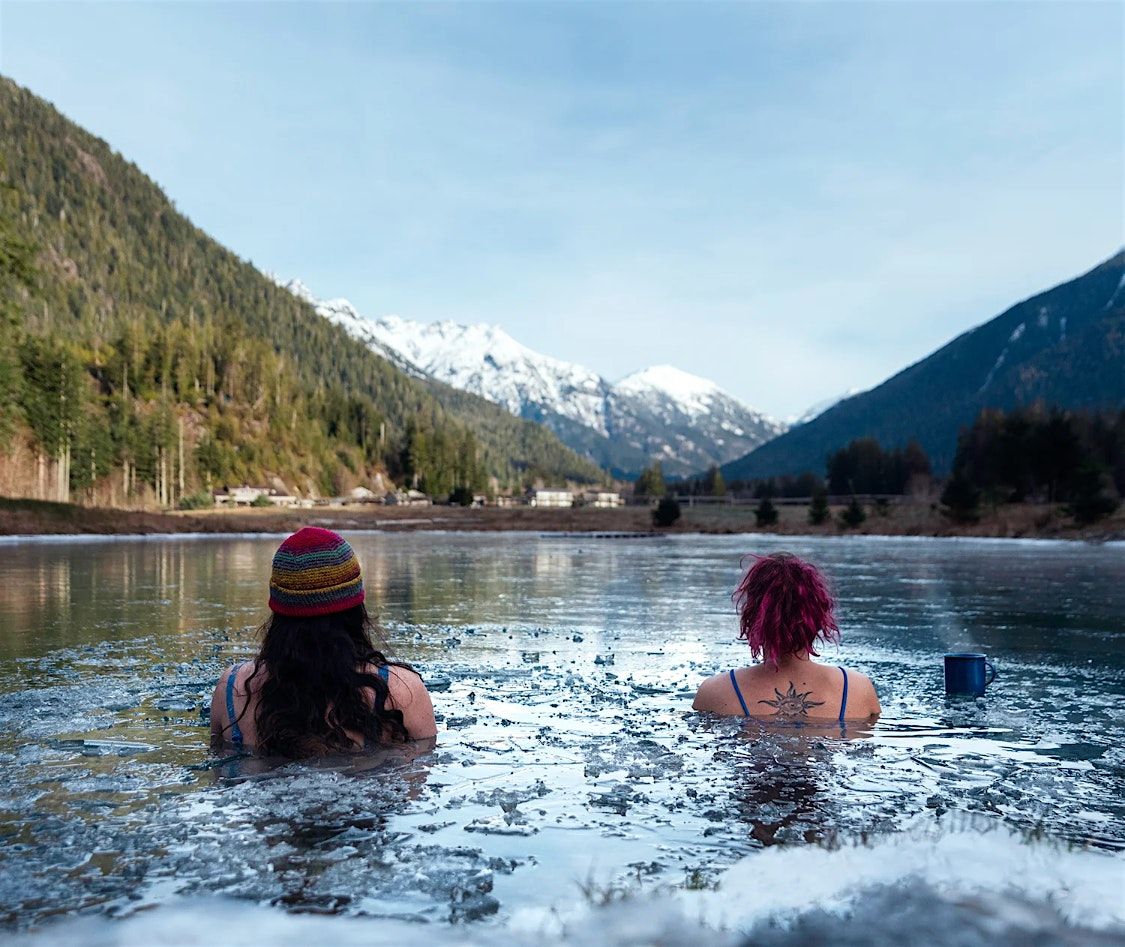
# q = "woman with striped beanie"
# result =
<box><xmin>210</xmin><ymin>527</ymin><xmax>437</xmax><ymax>756</ymax></box>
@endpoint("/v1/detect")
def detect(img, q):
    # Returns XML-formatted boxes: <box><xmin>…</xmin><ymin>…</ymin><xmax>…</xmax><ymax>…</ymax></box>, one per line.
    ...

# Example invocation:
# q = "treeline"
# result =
<box><xmin>681</xmin><ymin>439</ymin><xmax>932</xmax><ymax>499</ymax></box>
<box><xmin>825</xmin><ymin>438</ymin><xmax>931</xmax><ymax>495</ymax></box>
<box><xmin>942</xmin><ymin>406</ymin><xmax>1123</xmax><ymax>523</ymax></box>
<box><xmin>727</xmin><ymin>472</ymin><xmax>824</xmax><ymax>499</ymax></box>
<box><xmin>0</xmin><ymin>77</ymin><xmax>602</xmax><ymax>505</ymax></box>
<box><xmin>675</xmin><ymin>405</ymin><xmax>1123</xmax><ymax>529</ymax></box>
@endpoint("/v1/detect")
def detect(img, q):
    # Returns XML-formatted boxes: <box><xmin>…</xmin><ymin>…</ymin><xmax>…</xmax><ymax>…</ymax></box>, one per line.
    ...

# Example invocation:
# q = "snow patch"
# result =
<box><xmin>1105</xmin><ymin>271</ymin><xmax>1125</xmax><ymax>310</ymax></box>
<box><xmin>979</xmin><ymin>348</ymin><xmax>1007</xmax><ymax>393</ymax></box>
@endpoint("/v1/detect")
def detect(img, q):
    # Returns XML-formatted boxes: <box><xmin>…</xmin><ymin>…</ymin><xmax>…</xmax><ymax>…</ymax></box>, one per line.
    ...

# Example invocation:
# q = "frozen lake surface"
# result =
<box><xmin>0</xmin><ymin>532</ymin><xmax>1122</xmax><ymax>944</ymax></box>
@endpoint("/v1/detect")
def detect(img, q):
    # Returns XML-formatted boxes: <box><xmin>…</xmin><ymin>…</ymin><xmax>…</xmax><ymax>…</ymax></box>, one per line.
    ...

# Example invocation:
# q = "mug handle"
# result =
<box><xmin>984</xmin><ymin>661</ymin><xmax>997</xmax><ymax>687</ymax></box>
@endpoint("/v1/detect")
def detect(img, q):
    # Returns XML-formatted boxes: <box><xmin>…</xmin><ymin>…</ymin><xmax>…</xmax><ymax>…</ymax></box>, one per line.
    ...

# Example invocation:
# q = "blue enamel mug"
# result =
<box><xmin>944</xmin><ymin>652</ymin><xmax>996</xmax><ymax>696</ymax></box>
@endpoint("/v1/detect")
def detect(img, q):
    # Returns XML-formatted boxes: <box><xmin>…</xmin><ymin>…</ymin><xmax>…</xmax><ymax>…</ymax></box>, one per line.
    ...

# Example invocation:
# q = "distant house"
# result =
<box><xmin>528</xmin><ymin>488</ymin><xmax>574</xmax><ymax>508</ymax></box>
<box><xmin>213</xmin><ymin>485</ymin><xmax>298</xmax><ymax>508</ymax></box>
<box><xmin>385</xmin><ymin>489</ymin><xmax>431</xmax><ymax>507</ymax></box>
<box><xmin>585</xmin><ymin>491</ymin><xmax>624</xmax><ymax>508</ymax></box>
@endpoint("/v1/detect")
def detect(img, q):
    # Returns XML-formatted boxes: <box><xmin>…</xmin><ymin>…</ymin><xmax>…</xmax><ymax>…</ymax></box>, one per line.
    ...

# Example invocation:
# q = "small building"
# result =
<box><xmin>528</xmin><ymin>488</ymin><xmax>574</xmax><ymax>508</ymax></box>
<box><xmin>385</xmin><ymin>489</ymin><xmax>431</xmax><ymax>507</ymax></box>
<box><xmin>211</xmin><ymin>488</ymin><xmax>297</xmax><ymax>508</ymax></box>
<box><xmin>585</xmin><ymin>491</ymin><xmax>624</xmax><ymax>508</ymax></box>
<box><xmin>214</xmin><ymin>485</ymin><xmax>261</xmax><ymax>506</ymax></box>
<box><xmin>213</xmin><ymin>485</ymin><xmax>298</xmax><ymax>508</ymax></box>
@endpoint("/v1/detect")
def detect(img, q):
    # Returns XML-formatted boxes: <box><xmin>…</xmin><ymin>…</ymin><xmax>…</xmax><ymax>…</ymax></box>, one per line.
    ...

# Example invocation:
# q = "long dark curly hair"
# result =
<box><xmin>239</xmin><ymin>603</ymin><xmax>410</xmax><ymax>757</ymax></box>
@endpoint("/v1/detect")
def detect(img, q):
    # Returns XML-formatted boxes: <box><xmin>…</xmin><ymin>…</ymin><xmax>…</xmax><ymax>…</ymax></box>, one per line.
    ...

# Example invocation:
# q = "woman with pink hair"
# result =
<box><xmin>693</xmin><ymin>552</ymin><xmax>880</xmax><ymax>723</ymax></box>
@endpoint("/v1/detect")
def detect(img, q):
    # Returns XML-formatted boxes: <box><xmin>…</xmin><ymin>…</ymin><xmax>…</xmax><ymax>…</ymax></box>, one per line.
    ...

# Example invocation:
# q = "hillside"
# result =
<box><xmin>286</xmin><ymin>279</ymin><xmax>784</xmax><ymax>478</ymax></box>
<box><xmin>0</xmin><ymin>77</ymin><xmax>603</xmax><ymax>505</ymax></box>
<box><xmin>721</xmin><ymin>252</ymin><xmax>1125</xmax><ymax>480</ymax></box>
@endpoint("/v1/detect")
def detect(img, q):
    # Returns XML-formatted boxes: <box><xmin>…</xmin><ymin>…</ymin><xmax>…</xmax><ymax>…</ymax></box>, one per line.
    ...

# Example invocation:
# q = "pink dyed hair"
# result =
<box><xmin>733</xmin><ymin>553</ymin><xmax>840</xmax><ymax>666</ymax></box>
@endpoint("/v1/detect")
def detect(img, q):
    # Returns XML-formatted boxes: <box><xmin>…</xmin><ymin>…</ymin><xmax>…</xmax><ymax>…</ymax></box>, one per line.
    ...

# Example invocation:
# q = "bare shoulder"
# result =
<box><xmin>210</xmin><ymin>663</ymin><xmax>239</xmax><ymax>701</ymax></box>
<box><xmin>693</xmin><ymin>671</ymin><xmax>733</xmax><ymax>712</ymax></box>
<box><xmin>380</xmin><ymin>663</ymin><xmax>437</xmax><ymax>740</ymax></box>
<box><xmin>845</xmin><ymin>668</ymin><xmax>882</xmax><ymax>715</ymax></box>
<box><xmin>384</xmin><ymin>664</ymin><xmax>430</xmax><ymax>705</ymax></box>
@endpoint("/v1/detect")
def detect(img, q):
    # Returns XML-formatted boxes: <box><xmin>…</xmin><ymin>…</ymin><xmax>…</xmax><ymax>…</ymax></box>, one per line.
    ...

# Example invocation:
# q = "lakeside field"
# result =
<box><xmin>1</xmin><ymin>496</ymin><xmax>1121</xmax><ymax>542</ymax></box>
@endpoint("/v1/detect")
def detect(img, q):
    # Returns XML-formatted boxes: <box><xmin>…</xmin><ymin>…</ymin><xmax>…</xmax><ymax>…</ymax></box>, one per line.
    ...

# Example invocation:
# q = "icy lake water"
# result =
<box><xmin>0</xmin><ymin>531</ymin><xmax>1123</xmax><ymax>945</ymax></box>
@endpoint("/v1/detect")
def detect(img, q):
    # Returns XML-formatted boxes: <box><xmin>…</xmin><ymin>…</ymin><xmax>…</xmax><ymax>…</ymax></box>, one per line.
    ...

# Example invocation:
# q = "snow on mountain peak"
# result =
<box><xmin>279</xmin><ymin>276</ymin><xmax>787</xmax><ymax>474</ymax></box>
<box><xmin>367</xmin><ymin>315</ymin><xmax>610</xmax><ymax>431</ymax></box>
<box><xmin>615</xmin><ymin>365</ymin><xmax>723</xmax><ymax>417</ymax></box>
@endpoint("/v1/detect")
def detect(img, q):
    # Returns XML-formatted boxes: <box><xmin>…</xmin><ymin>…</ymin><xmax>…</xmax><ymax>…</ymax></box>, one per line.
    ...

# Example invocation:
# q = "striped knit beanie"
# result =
<box><xmin>268</xmin><ymin>527</ymin><xmax>365</xmax><ymax>617</ymax></box>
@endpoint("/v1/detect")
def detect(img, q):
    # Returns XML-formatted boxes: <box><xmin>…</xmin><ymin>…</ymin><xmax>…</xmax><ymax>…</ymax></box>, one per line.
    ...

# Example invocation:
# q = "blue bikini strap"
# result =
<box><xmin>729</xmin><ymin>669</ymin><xmax>751</xmax><ymax>717</ymax></box>
<box><xmin>226</xmin><ymin>662</ymin><xmax>247</xmax><ymax>749</ymax></box>
<box><xmin>838</xmin><ymin>666</ymin><xmax>849</xmax><ymax>722</ymax></box>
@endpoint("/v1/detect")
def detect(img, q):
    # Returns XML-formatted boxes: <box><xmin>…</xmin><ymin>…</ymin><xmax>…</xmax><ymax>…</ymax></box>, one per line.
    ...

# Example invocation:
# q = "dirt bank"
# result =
<box><xmin>1</xmin><ymin>497</ymin><xmax>1121</xmax><ymax>542</ymax></box>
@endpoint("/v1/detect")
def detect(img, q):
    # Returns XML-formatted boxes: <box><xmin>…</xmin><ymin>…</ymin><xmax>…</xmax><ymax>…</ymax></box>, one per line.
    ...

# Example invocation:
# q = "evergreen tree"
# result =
<box><xmin>1066</xmin><ymin>462</ymin><xmax>1120</xmax><ymax>525</ymax></box>
<box><xmin>703</xmin><ymin>465</ymin><xmax>726</xmax><ymax>496</ymax></box>
<box><xmin>448</xmin><ymin>485</ymin><xmax>474</xmax><ymax>507</ymax></box>
<box><xmin>634</xmin><ymin>461</ymin><xmax>666</xmax><ymax>498</ymax></box>
<box><xmin>652</xmin><ymin>496</ymin><xmax>681</xmax><ymax>528</ymax></box>
<box><xmin>839</xmin><ymin>496</ymin><xmax>867</xmax><ymax>528</ymax></box>
<box><xmin>940</xmin><ymin>471</ymin><xmax>981</xmax><ymax>524</ymax></box>
<box><xmin>0</xmin><ymin>170</ymin><xmax>35</xmax><ymax>435</ymax></box>
<box><xmin>808</xmin><ymin>487</ymin><xmax>830</xmax><ymax>525</ymax></box>
<box><xmin>18</xmin><ymin>336</ymin><xmax>86</xmax><ymax>500</ymax></box>
<box><xmin>755</xmin><ymin>496</ymin><xmax>779</xmax><ymax>527</ymax></box>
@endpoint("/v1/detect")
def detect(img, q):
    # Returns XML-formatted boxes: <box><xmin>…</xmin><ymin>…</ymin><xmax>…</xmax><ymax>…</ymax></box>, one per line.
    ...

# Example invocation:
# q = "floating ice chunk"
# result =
<box><xmin>52</xmin><ymin>739</ymin><xmax>157</xmax><ymax>756</ymax></box>
<box><xmin>464</xmin><ymin>815</ymin><xmax>538</xmax><ymax>836</ymax></box>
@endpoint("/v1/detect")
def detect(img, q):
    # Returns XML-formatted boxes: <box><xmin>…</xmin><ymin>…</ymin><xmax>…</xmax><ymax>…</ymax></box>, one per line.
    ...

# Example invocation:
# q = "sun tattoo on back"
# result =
<box><xmin>759</xmin><ymin>682</ymin><xmax>825</xmax><ymax>718</ymax></box>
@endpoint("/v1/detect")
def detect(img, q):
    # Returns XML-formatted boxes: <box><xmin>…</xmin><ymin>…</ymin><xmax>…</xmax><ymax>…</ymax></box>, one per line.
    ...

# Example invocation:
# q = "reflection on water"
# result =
<box><xmin>0</xmin><ymin>532</ymin><xmax>1122</xmax><ymax>939</ymax></box>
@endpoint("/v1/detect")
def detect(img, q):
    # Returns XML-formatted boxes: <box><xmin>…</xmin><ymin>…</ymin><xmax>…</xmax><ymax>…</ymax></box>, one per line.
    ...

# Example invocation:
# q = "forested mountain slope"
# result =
<box><xmin>0</xmin><ymin>77</ymin><xmax>602</xmax><ymax>504</ymax></box>
<box><xmin>721</xmin><ymin>251</ymin><xmax>1125</xmax><ymax>480</ymax></box>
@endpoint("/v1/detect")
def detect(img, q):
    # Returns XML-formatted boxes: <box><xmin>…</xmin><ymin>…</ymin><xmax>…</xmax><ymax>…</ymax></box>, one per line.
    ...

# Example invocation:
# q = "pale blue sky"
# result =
<box><xmin>1</xmin><ymin>1</ymin><xmax>1121</xmax><ymax>418</ymax></box>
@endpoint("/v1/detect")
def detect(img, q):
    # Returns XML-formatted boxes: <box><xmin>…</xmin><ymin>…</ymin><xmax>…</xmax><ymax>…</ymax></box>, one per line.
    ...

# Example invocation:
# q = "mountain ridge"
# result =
<box><xmin>282</xmin><ymin>279</ymin><xmax>787</xmax><ymax>478</ymax></box>
<box><xmin>720</xmin><ymin>250</ymin><xmax>1125</xmax><ymax>481</ymax></box>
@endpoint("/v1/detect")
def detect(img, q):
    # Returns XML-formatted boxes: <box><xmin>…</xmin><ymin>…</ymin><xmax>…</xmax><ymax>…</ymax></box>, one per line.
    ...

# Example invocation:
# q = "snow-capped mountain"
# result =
<box><xmin>282</xmin><ymin>278</ymin><xmax>786</xmax><ymax>478</ymax></box>
<box><xmin>365</xmin><ymin>314</ymin><xmax>613</xmax><ymax>436</ymax></box>
<box><xmin>609</xmin><ymin>366</ymin><xmax>787</xmax><ymax>473</ymax></box>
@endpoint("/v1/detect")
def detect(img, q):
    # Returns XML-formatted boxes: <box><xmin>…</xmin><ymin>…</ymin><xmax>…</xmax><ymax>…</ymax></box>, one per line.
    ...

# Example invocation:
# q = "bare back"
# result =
<box><xmin>694</xmin><ymin>658</ymin><xmax>880</xmax><ymax>723</ymax></box>
<box><xmin>210</xmin><ymin>660</ymin><xmax>437</xmax><ymax>752</ymax></box>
